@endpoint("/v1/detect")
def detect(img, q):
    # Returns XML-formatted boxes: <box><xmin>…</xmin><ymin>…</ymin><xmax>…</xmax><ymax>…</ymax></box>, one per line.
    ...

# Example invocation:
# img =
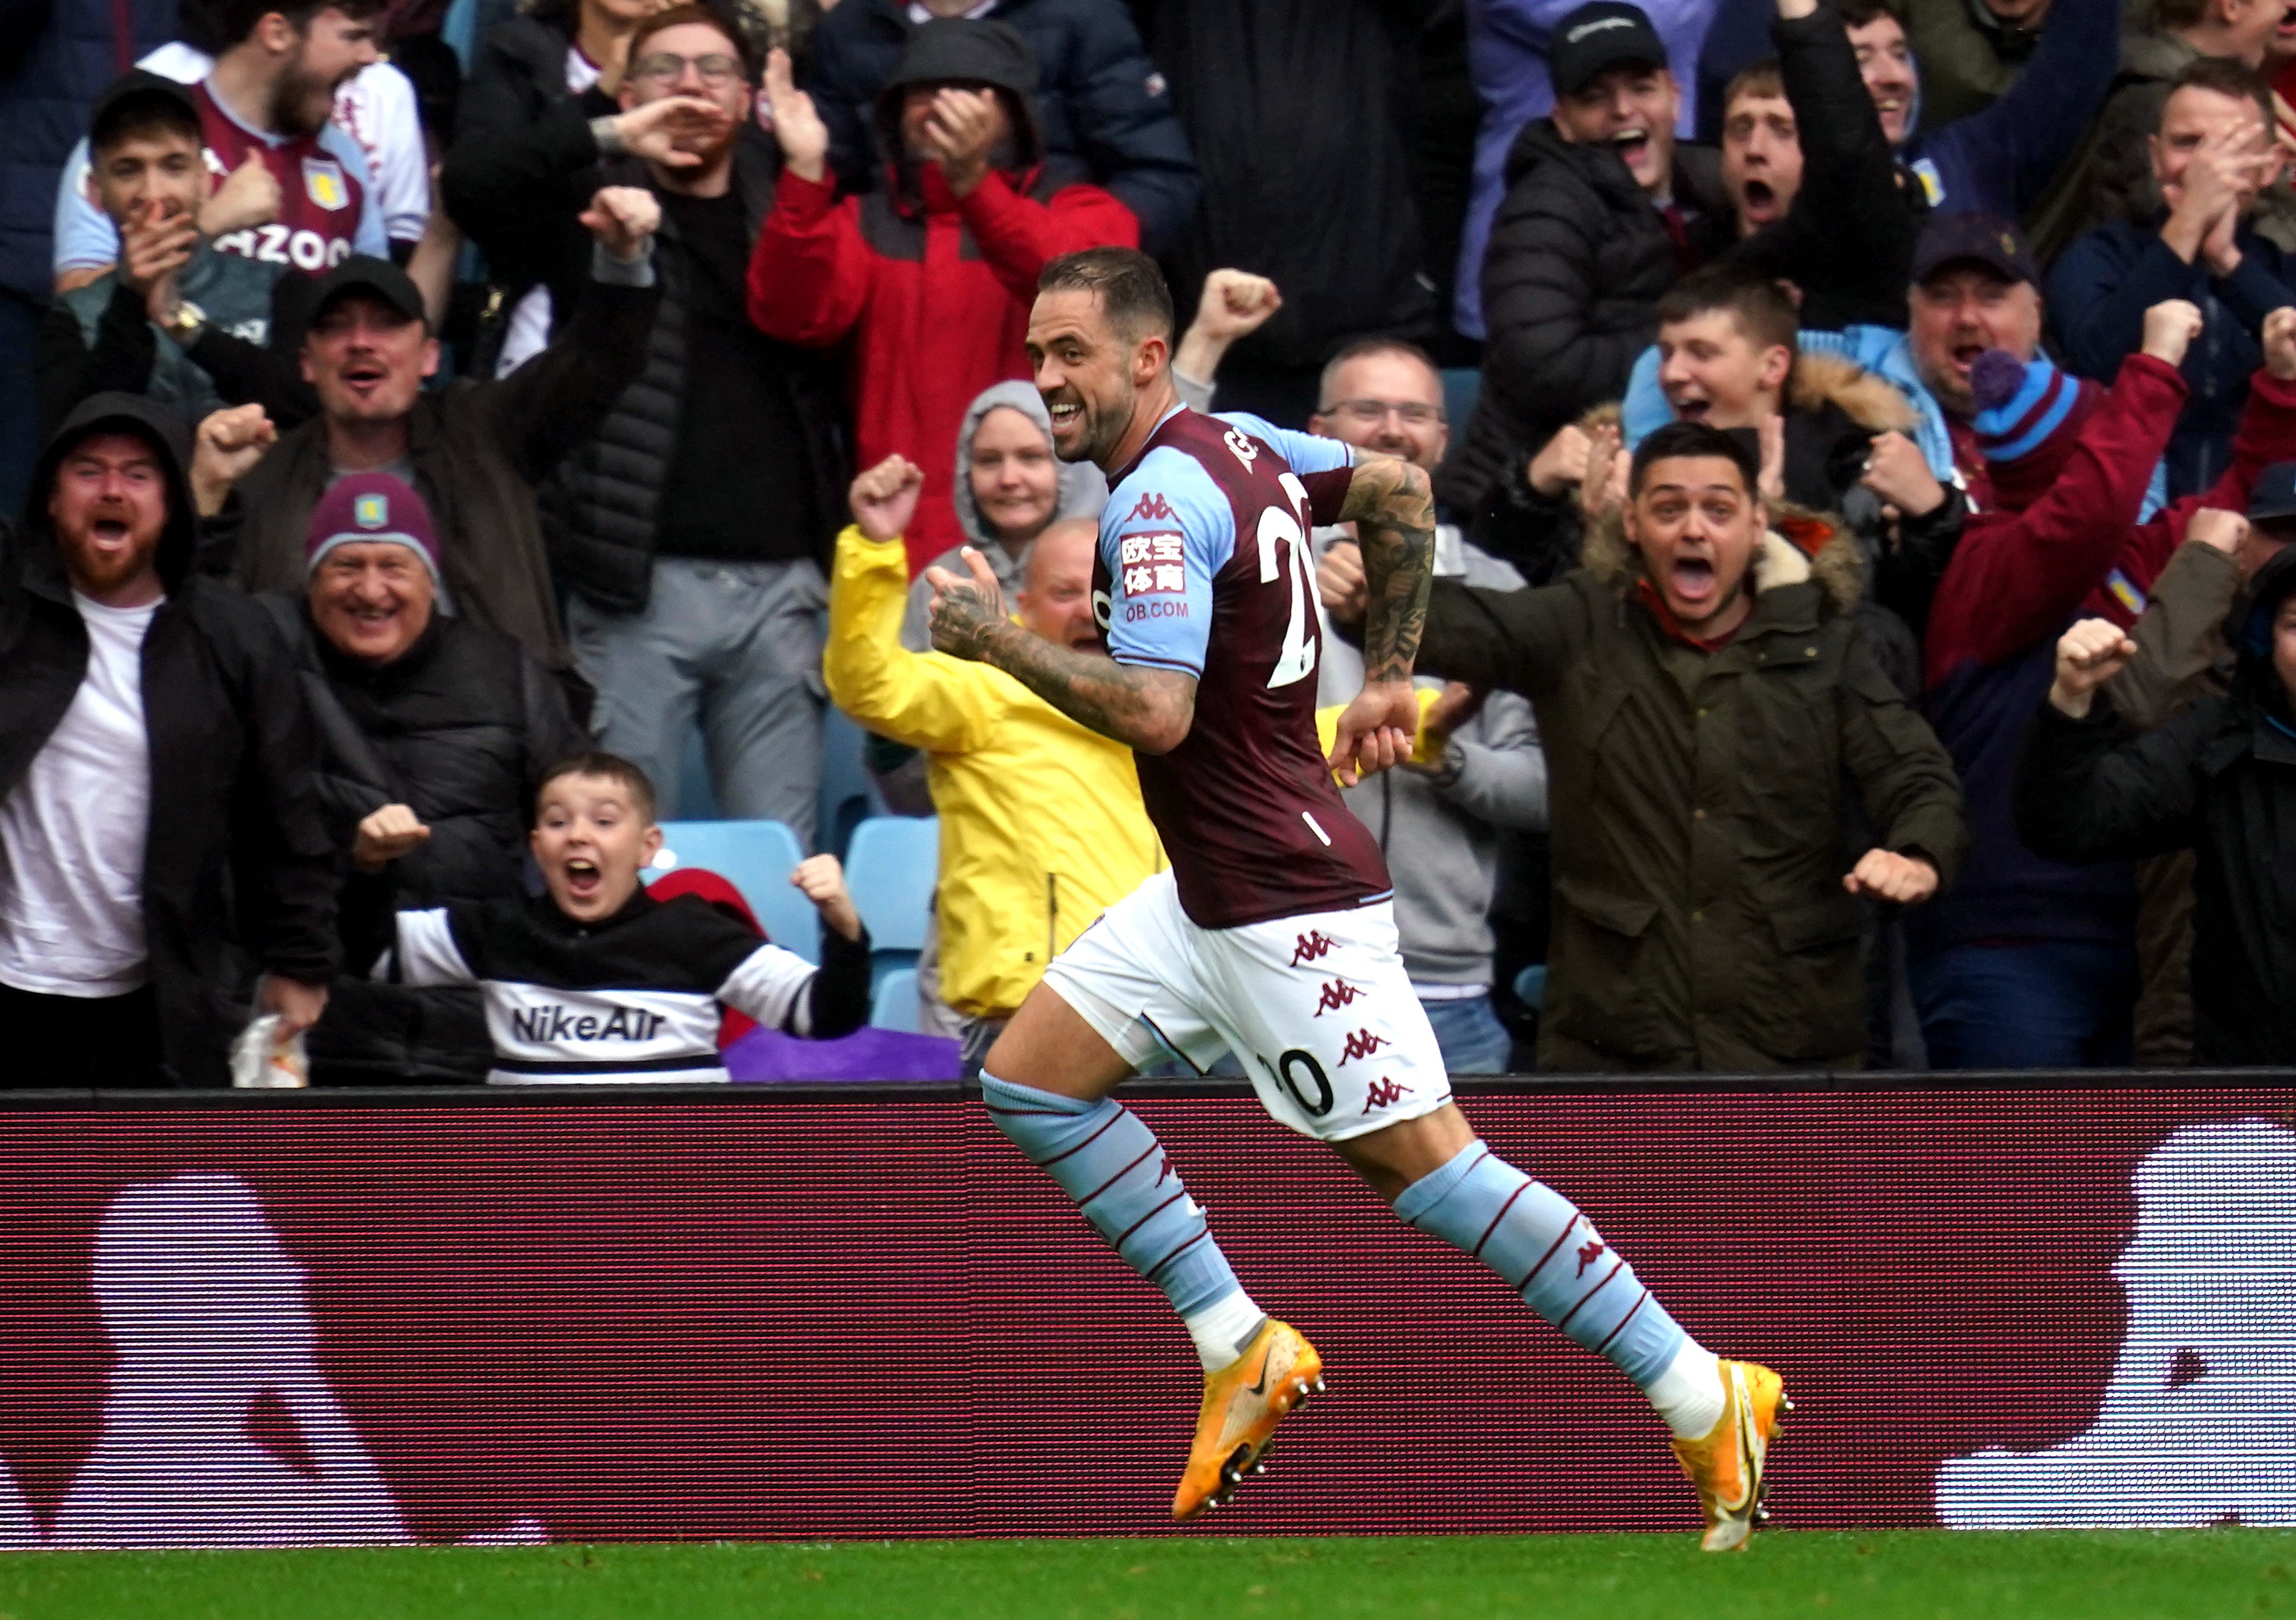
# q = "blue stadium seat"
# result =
<box><xmin>1512</xmin><ymin>963</ymin><xmax>1548</xmax><ymax>1012</ymax></box>
<box><xmin>870</xmin><ymin>968</ymin><xmax>922</xmax><ymax>1033</ymax></box>
<box><xmin>817</xmin><ymin>705</ymin><xmax>886</xmax><ymax>862</ymax></box>
<box><xmin>1441</xmin><ymin>367</ymin><xmax>1481</xmax><ymax>435</ymax></box>
<box><xmin>845</xmin><ymin>815</ymin><xmax>938</xmax><ymax>989</ymax></box>
<box><xmin>673</xmin><ymin>725</ymin><xmax>720</xmax><ymax>821</ymax></box>
<box><xmin>647</xmin><ymin>820</ymin><xmax>817</xmax><ymax>963</ymax></box>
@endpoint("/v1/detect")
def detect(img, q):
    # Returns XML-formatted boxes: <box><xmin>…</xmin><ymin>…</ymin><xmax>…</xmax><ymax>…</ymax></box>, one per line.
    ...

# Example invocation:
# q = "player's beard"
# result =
<box><xmin>1048</xmin><ymin>385</ymin><xmax>1129</xmax><ymax>467</ymax></box>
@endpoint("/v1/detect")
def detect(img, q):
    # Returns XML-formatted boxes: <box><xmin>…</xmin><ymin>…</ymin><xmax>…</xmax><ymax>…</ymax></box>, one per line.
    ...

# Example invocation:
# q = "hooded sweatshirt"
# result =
<box><xmin>746</xmin><ymin>19</ymin><xmax>1138</xmax><ymax>576</ymax></box>
<box><xmin>0</xmin><ymin>393</ymin><xmax>337</xmax><ymax>1085</ymax></box>
<box><xmin>900</xmin><ymin>378</ymin><xmax>1107</xmax><ymax>649</ymax></box>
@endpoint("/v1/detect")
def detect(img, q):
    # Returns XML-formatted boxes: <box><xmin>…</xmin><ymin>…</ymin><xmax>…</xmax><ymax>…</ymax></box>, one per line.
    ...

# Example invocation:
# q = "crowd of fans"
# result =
<box><xmin>1</xmin><ymin>0</ymin><xmax>2293</xmax><ymax>1086</ymax></box>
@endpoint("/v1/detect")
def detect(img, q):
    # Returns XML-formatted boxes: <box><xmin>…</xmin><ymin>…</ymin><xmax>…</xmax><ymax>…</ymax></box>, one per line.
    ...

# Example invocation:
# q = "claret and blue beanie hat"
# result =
<box><xmin>1967</xmin><ymin>348</ymin><xmax>2104</xmax><ymax>513</ymax></box>
<box><xmin>304</xmin><ymin>472</ymin><xmax>441</xmax><ymax>582</ymax></box>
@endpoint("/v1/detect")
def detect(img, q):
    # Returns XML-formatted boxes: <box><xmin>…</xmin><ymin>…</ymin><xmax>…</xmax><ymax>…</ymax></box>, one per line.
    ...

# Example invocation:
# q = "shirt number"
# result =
<box><xmin>1256</xmin><ymin>472</ymin><xmax>1317</xmax><ymax>689</ymax></box>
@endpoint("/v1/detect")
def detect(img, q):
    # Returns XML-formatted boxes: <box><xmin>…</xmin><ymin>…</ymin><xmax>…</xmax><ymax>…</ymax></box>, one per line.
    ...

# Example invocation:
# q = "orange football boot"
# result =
<box><xmin>1171</xmin><ymin>1319</ymin><xmax>1323</xmax><ymax>1520</ymax></box>
<box><xmin>1670</xmin><ymin>1358</ymin><xmax>1790</xmax><ymax>1551</ymax></box>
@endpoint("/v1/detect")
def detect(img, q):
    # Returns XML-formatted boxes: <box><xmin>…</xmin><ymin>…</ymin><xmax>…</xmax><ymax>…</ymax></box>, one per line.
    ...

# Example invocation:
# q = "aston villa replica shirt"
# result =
<box><xmin>1093</xmin><ymin>407</ymin><xmax>1393</xmax><ymax>930</ymax></box>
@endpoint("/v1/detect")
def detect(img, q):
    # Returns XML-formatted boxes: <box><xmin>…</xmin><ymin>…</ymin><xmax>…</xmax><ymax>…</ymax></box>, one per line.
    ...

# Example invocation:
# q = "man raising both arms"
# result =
<box><xmin>926</xmin><ymin>246</ymin><xmax>1785</xmax><ymax>1549</ymax></box>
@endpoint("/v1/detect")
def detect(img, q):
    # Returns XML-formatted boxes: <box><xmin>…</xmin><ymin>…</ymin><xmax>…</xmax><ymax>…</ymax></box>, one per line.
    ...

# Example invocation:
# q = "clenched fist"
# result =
<box><xmin>790</xmin><ymin>852</ymin><xmax>862</xmax><ymax>942</ymax></box>
<box><xmin>849</xmin><ymin>453</ymin><xmax>925</xmax><ymax>544</ymax></box>
<box><xmin>580</xmin><ymin>185</ymin><xmax>661</xmax><ymax>261</ymax></box>
<box><xmin>2047</xmin><ymin>616</ymin><xmax>2137</xmax><ymax>718</ymax></box>
<box><xmin>355</xmin><ymin>803</ymin><xmax>432</xmax><ymax>871</ymax></box>
<box><xmin>1843</xmin><ymin>848</ymin><xmax>1939</xmax><ymax>904</ymax></box>
<box><xmin>2140</xmin><ymin>299</ymin><xmax>2205</xmax><ymax>367</ymax></box>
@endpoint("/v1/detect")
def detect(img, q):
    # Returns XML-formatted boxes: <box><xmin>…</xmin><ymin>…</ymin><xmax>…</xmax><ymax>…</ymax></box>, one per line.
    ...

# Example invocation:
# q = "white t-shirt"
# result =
<box><xmin>0</xmin><ymin>595</ymin><xmax>161</xmax><ymax>997</ymax></box>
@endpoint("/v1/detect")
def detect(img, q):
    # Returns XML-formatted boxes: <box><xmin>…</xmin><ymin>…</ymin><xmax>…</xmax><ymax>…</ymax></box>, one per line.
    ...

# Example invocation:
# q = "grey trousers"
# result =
<box><xmin>568</xmin><ymin>557</ymin><xmax>827</xmax><ymax>840</ymax></box>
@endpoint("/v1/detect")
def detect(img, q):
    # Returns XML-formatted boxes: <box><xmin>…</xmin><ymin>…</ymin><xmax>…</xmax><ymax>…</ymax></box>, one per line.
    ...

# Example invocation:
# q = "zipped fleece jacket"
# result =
<box><xmin>0</xmin><ymin>394</ymin><xmax>339</xmax><ymax>1086</ymax></box>
<box><xmin>1915</xmin><ymin>355</ymin><xmax>2296</xmax><ymax>957</ymax></box>
<box><xmin>822</xmin><ymin>525</ymin><xmax>1163</xmax><ymax>1020</ymax></box>
<box><xmin>1417</xmin><ymin>508</ymin><xmax>1969</xmax><ymax>1072</ymax></box>
<box><xmin>746</xmin><ymin>21</ymin><xmax>1137</xmax><ymax>577</ymax></box>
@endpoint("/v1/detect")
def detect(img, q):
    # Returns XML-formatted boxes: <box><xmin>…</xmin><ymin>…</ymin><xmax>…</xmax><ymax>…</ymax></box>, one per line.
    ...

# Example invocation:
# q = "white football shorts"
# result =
<box><xmin>1039</xmin><ymin>869</ymin><xmax>1453</xmax><ymax>1143</ymax></box>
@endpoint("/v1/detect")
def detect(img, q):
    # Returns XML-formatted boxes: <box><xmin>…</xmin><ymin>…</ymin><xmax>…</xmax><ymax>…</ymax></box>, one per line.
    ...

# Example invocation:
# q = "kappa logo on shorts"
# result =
<box><xmin>1289</xmin><ymin>931</ymin><xmax>1336</xmax><ymax>967</ymax></box>
<box><xmin>1361</xmin><ymin>1077</ymin><xmax>1414</xmax><ymax>1114</ymax></box>
<box><xmin>1337</xmin><ymin>1029</ymin><xmax>1389</xmax><ymax>1066</ymax></box>
<box><xmin>1125</xmin><ymin>491</ymin><xmax>1175</xmax><ymax>523</ymax></box>
<box><xmin>1311</xmin><ymin>979</ymin><xmax>1364</xmax><ymax>1016</ymax></box>
<box><xmin>1577</xmin><ymin>1238</ymin><xmax>1607</xmax><ymax>1277</ymax></box>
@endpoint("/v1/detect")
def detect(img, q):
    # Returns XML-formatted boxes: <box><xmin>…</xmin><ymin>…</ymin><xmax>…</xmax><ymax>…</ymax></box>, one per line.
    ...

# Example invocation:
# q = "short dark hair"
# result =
<box><xmin>1834</xmin><ymin>0</ymin><xmax>1900</xmax><ymax>28</ymax></box>
<box><xmin>1655</xmin><ymin>262</ymin><xmax>1799</xmax><ymax>354</ymax></box>
<box><xmin>2164</xmin><ymin>54</ymin><xmax>2274</xmax><ymax>129</ymax></box>
<box><xmin>535</xmin><ymin>750</ymin><xmax>659</xmax><ymax>826</ymax></box>
<box><xmin>1720</xmin><ymin>58</ymin><xmax>1785</xmax><ymax>118</ymax></box>
<box><xmin>2155</xmin><ymin>0</ymin><xmax>2209</xmax><ymax>30</ymax></box>
<box><xmin>627</xmin><ymin>2</ymin><xmax>758</xmax><ymax>82</ymax></box>
<box><xmin>1316</xmin><ymin>337</ymin><xmax>1443</xmax><ymax>414</ymax></box>
<box><xmin>204</xmin><ymin>0</ymin><xmax>386</xmax><ymax>48</ymax></box>
<box><xmin>1038</xmin><ymin>248</ymin><xmax>1175</xmax><ymax>344</ymax></box>
<box><xmin>1629</xmin><ymin>420</ymin><xmax>1761</xmax><ymax>497</ymax></box>
<box><xmin>91</xmin><ymin>93</ymin><xmax>202</xmax><ymax>155</ymax></box>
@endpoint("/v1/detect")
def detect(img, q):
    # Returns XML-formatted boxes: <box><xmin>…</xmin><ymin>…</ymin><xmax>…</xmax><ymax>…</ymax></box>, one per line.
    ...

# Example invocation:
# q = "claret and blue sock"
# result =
<box><xmin>985</xmin><ymin>1073</ymin><xmax>1722</xmax><ymax>1435</ymax></box>
<box><xmin>982</xmin><ymin>1072</ymin><xmax>1268</xmax><ymax>1370</ymax></box>
<box><xmin>1394</xmin><ymin>1141</ymin><xmax>1723</xmax><ymax>1438</ymax></box>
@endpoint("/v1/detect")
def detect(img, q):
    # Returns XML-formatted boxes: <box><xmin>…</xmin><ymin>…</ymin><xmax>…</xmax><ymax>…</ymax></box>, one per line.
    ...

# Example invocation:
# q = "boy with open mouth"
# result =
<box><xmin>361</xmin><ymin>752</ymin><xmax>872</xmax><ymax>1084</ymax></box>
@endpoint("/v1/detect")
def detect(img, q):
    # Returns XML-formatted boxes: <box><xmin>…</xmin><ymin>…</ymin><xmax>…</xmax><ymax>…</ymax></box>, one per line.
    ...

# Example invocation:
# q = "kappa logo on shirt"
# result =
<box><xmin>1223</xmin><ymin>430</ymin><xmax>1260</xmax><ymax>468</ymax></box>
<box><xmin>509</xmin><ymin>1002</ymin><xmax>670</xmax><ymax>1044</ymax></box>
<box><xmin>1126</xmin><ymin>491</ymin><xmax>1175</xmax><ymax>523</ymax></box>
<box><xmin>1118</xmin><ymin>530</ymin><xmax>1187</xmax><ymax>596</ymax></box>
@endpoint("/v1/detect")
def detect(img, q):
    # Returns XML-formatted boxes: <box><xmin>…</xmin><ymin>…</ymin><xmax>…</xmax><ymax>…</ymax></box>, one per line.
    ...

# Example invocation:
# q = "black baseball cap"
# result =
<box><xmin>308</xmin><ymin>254</ymin><xmax>428</xmax><ymax>329</ymax></box>
<box><xmin>88</xmin><ymin>69</ymin><xmax>200</xmax><ymax>148</ymax></box>
<box><xmin>1550</xmin><ymin>1</ymin><xmax>1669</xmax><ymax>97</ymax></box>
<box><xmin>2247</xmin><ymin>461</ymin><xmax>2296</xmax><ymax>524</ymax></box>
<box><xmin>1912</xmin><ymin>211</ymin><xmax>2040</xmax><ymax>289</ymax></box>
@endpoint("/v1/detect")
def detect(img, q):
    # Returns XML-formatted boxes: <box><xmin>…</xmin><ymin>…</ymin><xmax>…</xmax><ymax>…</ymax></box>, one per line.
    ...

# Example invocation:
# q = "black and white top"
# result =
<box><xmin>383</xmin><ymin>890</ymin><xmax>872</xmax><ymax>1084</ymax></box>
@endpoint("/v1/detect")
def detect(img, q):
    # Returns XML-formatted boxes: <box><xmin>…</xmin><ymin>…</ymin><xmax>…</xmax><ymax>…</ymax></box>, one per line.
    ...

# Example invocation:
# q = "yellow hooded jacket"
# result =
<box><xmin>821</xmin><ymin>526</ymin><xmax>1165</xmax><ymax>1020</ymax></box>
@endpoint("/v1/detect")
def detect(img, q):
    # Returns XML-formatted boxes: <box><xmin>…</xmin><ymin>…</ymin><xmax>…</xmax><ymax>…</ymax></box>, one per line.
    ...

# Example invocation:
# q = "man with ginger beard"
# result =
<box><xmin>1411</xmin><ymin>418</ymin><xmax>1967</xmax><ymax>1072</ymax></box>
<box><xmin>444</xmin><ymin>5</ymin><xmax>848</xmax><ymax>829</ymax></box>
<box><xmin>0</xmin><ymin>394</ymin><xmax>336</xmax><ymax>1087</ymax></box>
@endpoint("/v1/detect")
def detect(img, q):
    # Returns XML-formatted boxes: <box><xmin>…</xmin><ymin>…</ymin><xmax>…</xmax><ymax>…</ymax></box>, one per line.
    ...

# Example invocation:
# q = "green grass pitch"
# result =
<box><xmin>2</xmin><ymin>1531</ymin><xmax>2291</xmax><ymax>1619</ymax></box>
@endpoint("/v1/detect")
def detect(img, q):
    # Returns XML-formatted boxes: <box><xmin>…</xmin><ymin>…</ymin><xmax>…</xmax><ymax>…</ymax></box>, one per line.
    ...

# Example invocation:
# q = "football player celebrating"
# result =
<box><xmin>926</xmin><ymin>248</ymin><xmax>1785</xmax><ymax>1550</ymax></box>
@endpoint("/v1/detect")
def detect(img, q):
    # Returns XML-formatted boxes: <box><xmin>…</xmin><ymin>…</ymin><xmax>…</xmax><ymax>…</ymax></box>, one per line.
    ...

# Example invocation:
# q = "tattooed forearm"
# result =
<box><xmin>928</xmin><ymin>582</ymin><xmax>1198</xmax><ymax>752</ymax></box>
<box><xmin>1337</xmin><ymin>454</ymin><xmax>1436</xmax><ymax>684</ymax></box>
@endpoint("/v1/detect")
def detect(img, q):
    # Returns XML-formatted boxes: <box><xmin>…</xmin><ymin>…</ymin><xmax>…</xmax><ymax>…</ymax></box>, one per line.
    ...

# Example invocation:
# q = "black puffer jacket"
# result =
<box><xmin>0</xmin><ymin>394</ymin><xmax>338</xmax><ymax>1087</ymax></box>
<box><xmin>263</xmin><ymin>597</ymin><xmax>586</xmax><ymax>1084</ymax></box>
<box><xmin>1443</xmin><ymin>120</ymin><xmax>1729</xmax><ymax>513</ymax></box>
<box><xmin>2015</xmin><ymin>546</ymin><xmax>2296</xmax><ymax>1066</ymax></box>
<box><xmin>442</xmin><ymin>104</ymin><xmax>848</xmax><ymax>611</ymax></box>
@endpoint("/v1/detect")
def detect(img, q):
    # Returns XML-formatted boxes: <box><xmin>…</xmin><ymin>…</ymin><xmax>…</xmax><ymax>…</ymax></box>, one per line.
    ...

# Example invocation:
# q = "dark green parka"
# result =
<box><xmin>1420</xmin><ymin>509</ymin><xmax>1969</xmax><ymax>1072</ymax></box>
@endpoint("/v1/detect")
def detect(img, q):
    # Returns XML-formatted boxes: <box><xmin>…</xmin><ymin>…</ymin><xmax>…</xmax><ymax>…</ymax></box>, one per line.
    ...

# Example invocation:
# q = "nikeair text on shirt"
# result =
<box><xmin>508</xmin><ymin>1002</ymin><xmax>671</xmax><ymax>1044</ymax></box>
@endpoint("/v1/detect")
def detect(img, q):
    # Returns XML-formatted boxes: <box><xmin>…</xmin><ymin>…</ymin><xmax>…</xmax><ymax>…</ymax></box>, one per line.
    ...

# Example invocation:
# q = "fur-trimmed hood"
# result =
<box><xmin>1580</xmin><ymin>495</ymin><xmax>1867</xmax><ymax>616</ymax></box>
<box><xmin>1790</xmin><ymin>351</ymin><xmax>1917</xmax><ymax>436</ymax></box>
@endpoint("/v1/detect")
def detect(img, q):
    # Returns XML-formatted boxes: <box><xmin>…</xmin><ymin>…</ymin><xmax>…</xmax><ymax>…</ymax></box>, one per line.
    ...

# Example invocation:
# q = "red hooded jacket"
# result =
<box><xmin>746</xmin><ymin>157</ymin><xmax>1135</xmax><ymax>576</ymax></box>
